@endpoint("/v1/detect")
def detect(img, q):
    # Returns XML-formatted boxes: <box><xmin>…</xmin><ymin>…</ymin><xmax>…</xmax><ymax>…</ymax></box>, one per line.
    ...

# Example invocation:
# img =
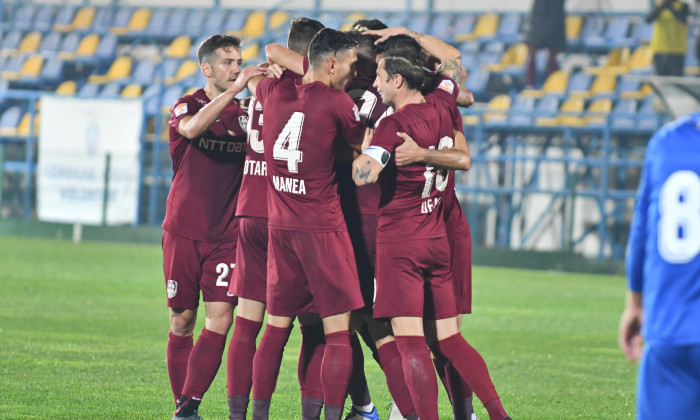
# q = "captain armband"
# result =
<box><xmin>362</xmin><ymin>146</ymin><xmax>391</xmax><ymax>168</ymax></box>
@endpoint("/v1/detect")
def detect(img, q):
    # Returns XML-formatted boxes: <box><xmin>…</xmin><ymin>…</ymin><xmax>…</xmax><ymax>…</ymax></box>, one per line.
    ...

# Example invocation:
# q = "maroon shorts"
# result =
<box><xmin>266</xmin><ymin>229</ymin><xmax>364</xmax><ymax>318</ymax></box>
<box><xmin>162</xmin><ymin>230</ymin><xmax>238</xmax><ymax>309</ymax></box>
<box><xmin>345</xmin><ymin>213</ymin><xmax>378</xmax><ymax>314</ymax></box>
<box><xmin>374</xmin><ymin>236</ymin><xmax>457</xmax><ymax>320</ymax></box>
<box><xmin>446</xmin><ymin>210</ymin><xmax>472</xmax><ymax>314</ymax></box>
<box><xmin>229</xmin><ymin>216</ymin><xmax>268</xmax><ymax>303</ymax></box>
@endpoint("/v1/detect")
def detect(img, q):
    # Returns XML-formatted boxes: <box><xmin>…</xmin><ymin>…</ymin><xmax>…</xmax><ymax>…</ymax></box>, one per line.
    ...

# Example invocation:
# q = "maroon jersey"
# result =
<box><xmin>236</xmin><ymin>60</ymin><xmax>309</xmax><ymax>218</ymax></box>
<box><xmin>162</xmin><ymin>89</ymin><xmax>248</xmax><ymax>242</ymax></box>
<box><xmin>256</xmin><ymin>76</ymin><xmax>364</xmax><ymax>232</ymax></box>
<box><xmin>371</xmin><ymin>99</ymin><xmax>454</xmax><ymax>243</ymax></box>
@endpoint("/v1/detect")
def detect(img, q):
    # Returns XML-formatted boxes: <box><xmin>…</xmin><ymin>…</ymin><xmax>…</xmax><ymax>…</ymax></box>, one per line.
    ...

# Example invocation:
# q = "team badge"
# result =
<box><xmin>239</xmin><ymin>115</ymin><xmax>249</xmax><ymax>133</ymax></box>
<box><xmin>353</xmin><ymin>104</ymin><xmax>361</xmax><ymax>122</ymax></box>
<box><xmin>174</xmin><ymin>103</ymin><xmax>188</xmax><ymax>117</ymax></box>
<box><xmin>167</xmin><ymin>280</ymin><xmax>178</xmax><ymax>298</ymax></box>
<box><xmin>438</xmin><ymin>79</ymin><xmax>455</xmax><ymax>94</ymax></box>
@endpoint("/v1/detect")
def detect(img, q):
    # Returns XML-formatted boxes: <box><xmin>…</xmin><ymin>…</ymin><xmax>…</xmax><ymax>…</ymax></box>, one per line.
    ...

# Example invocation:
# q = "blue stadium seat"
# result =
<box><xmin>1</xmin><ymin>30</ymin><xmax>23</xmax><ymax>54</ymax></box>
<box><xmin>410</xmin><ymin>14</ymin><xmax>431</xmax><ymax>35</ymax></box>
<box><xmin>615</xmin><ymin>77</ymin><xmax>641</xmax><ymax>97</ymax></box>
<box><xmin>78</xmin><ymin>81</ymin><xmax>101</xmax><ymax>97</ymax></box>
<box><xmin>477</xmin><ymin>41</ymin><xmax>504</xmax><ymax>66</ymax></box>
<box><xmin>464</xmin><ymin>66</ymin><xmax>491</xmax><ymax>100</ymax></box>
<box><xmin>579</xmin><ymin>15</ymin><xmax>605</xmax><ymax>49</ymax></box>
<box><xmin>110</xmin><ymin>8</ymin><xmax>134</xmax><ymax>33</ymax></box>
<box><xmin>202</xmin><ymin>10</ymin><xmax>225</xmax><ymax>36</ymax></box>
<box><xmin>145</xmin><ymin>84</ymin><xmax>185</xmax><ymax>115</ymax></box>
<box><xmin>185</xmin><ymin>9</ymin><xmax>208</xmax><ymax>37</ymax></box>
<box><xmin>585</xmin><ymin>16</ymin><xmax>630</xmax><ymax>50</ymax></box>
<box><xmin>95</xmin><ymin>34</ymin><xmax>118</xmax><ymax>62</ymax></box>
<box><xmin>131</xmin><ymin>58</ymin><xmax>159</xmax><ymax>85</ymax></box>
<box><xmin>430</xmin><ymin>13</ymin><xmax>455</xmax><ymax>40</ymax></box>
<box><xmin>496</xmin><ymin>13</ymin><xmax>522</xmax><ymax>43</ymax></box>
<box><xmin>0</xmin><ymin>106</ymin><xmax>24</xmax><ymax>136</ymax></box>
<box><xmin>567</xmin><ymin>71</ymin><xmax>594</xmax><ymax>95</ymax></box>
<box><xmin>610</xmin><ymin>98</ymin><xmax>637</xmax><ymax>130</ymax></box>
<box><xmin>33</xmin><ymin>5</ymin><xmax>58</xmax><ymax>32</ymax></box>
<box><xmin>57</xmin><ymin>32</ymin><xmax>80</xmax><ymax>57</ymax></box>
<box><xmin>225</xmin><ymin>10</ymin><xmax>249</xmax><ymax>33</ymax></box>
<box><xmin>636</xmin><ymin>96</ymin><xmax>663</xmax><ymax>131</ymax></box>
<box><xmin>164</xmin><ymin>9</ymin><xmax>188</xmax><ymax>37</ymax></box>
<box><xmin>100</xmin><ymin>81</ymin><xmax>122</xmax><ymax>98</ymax></box>
<box><xmin>533</xmin><ymin>95</ymin><xmax>560</xmax><ymax>120</ymax></box>
<box><xmin>452</xmin><ymin>14</ymin><xmax>476</xmax><ymax>39</ymax></box>
<box><xmin>1</xmin><ymin>55</ymin><xmax>26</xmax><ymax>79</ymax></box>
<box><xmin>39</xmin><ymin>32</ymin><xmax>62</xmax><ymax>55</ymax></box>
<box><xmin>91</xmin><ymin>7</ymin><xmax>114</xmax><ymax>34</ymax></box>
<box><xmin>13</xmin><ymin>5</ymin><xmax>39</xmax><ymax>31</ymax></box>
<box><xmin>144</xmin><ymin>8</ymin><xmax>170</xmax><ymax>36</ymax></box>
<box><xmin>508</xmin><ymin>94</ymin><xmax>536</xmax><ymax>126</ymax></box>
<box><xmin>685</xmin><ymin>26</ymin><xmax>699</xmax><ymax>75</ymax></box>
<box><xmin>161</xmin><ymin>58</ymin><xmax>183</xmax><ymax>81</ymax></box>
<box><xmin>39</xmin><ymin>55</ymin><xmax>65</xmax><ymax>86</ymax></box>
<box><xmin>53</xmin><ymin>5</ymin><xmax>78</xmax><ymax>31</ymax></box>
<box><xmin>631</xmin><ymin>20</ymin><xmax>653</xmax><ymax>46</ymax></box>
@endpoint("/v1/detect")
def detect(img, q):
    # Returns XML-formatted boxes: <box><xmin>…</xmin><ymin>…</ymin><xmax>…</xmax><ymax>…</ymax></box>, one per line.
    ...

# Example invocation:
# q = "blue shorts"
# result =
<box><xmin>637</xmin><ymin>343</ymin><xmax>700</xmax><ymax>420</ymax></box>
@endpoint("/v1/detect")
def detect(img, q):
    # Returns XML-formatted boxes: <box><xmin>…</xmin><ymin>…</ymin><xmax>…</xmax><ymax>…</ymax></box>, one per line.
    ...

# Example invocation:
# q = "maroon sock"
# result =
<box><xmin>298</xmin><ymin>324</ymin><xmax>325</xmax><ymax>400</ymax></box>
<box><xmin>321</xmin><ymin>331</ymin><xmax>353</xmax><ymax>408</ymax></box>
<box><xmin>433</xmin><ymin>357</ymin><xmax>451</xmax><ymax>401</ymax></box>
<box><xmin>228</xmin><ymin>395</ymin><xmax>250</xmax><ymax>420</ymax></box>
<box><xmin>181</xmin><ymin>328</ymin><xmax>227</xmax><ymax>400</ymax></box>
<box><xmin>377</xmin><ymin>340</ymin><xmax>416</xmax><ymax>417</ymax></box>
<box><xmin>167</xmin><ymin>331</ymin><xmax>193</xmax><ymax>406</ymax></box>
<box><xmin>446</xmin><ymin>363</ymin><xmax>475</xmax><ymax>420</ymax></box>
<box><xmin>227</xmin><ymin>316</ymin><xmax>263</xmax><ymax>397</ymax></box>
<box><xmin>301</xmin><ymin>396</ymin><xmax>323</xmax><ymax>420</ymax></box>
<box><xmin>347</xmin><ymin>333</ymin><xmax>372</xmax><ymax>407</ymax></box>
<box><xmin>433</xmin><ymin>333</ymin><xmax>508</xmax><ymax>420</ymax></box>
<box><xmin>252</xmin><ymin>324</ymin><xmax>292</xmax><ymax>400</ymax></box>
<box><xmin>394</xmin><ymin>336</ymin><xmax>439</xmax><ymax>420</ymax></box>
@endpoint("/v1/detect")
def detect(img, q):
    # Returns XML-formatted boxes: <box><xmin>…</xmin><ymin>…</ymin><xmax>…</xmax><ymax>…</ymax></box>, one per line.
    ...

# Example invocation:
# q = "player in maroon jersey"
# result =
<box><xmin>352</xmin><ymin>56</ymin><xmax>511</xmax><ymax>420</ymax></box>
<box><xmin>162</xmin><ymin>34</ymin><xmax>267</xmax><ymax>420</ymax></box>
<box><xmin>225</xmin><ymin>18</ymin><xmax>325</xmax><ymax>420</ymax></box>
<box><xmin>242</xmin><ymin>28</ymin><xmax>364</xmax><ymax>420</ymax></box>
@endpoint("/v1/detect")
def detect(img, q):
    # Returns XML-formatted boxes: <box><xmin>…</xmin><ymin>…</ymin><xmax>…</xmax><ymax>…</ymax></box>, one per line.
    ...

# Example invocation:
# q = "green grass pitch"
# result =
<box><xmin>0</xmin><ymin>237</ymin><xmax>637</xmax><ymax>419</ymax></box>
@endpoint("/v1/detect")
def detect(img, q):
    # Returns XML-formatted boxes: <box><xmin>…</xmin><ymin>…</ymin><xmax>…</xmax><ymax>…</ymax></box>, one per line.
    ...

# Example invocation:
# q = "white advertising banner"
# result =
<box><xmin>37</xmin><ymin>95</ymin><xmax>143</xmax><ymax>225</ymax></box>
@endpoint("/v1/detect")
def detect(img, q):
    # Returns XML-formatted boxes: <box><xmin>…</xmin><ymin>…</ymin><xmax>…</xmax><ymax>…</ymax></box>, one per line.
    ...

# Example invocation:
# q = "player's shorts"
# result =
<box><xmin>229</xmin><ymin>216</ymin><xmax>268</xmax><ymax>303</ymax></box>
<box><xmin>445</xmin><ymin>209</ymin><xmax>472</xmax><ymax>314</ymax></box>
<box><xmin>266</xmin><ymin>229</ymin><xmax>364</xmax><ymax>318</ymax></box>
<box><xmin>373</xmin><ymin>236</ymin><xmax>457</xmax><ymax>320</ymax></box>
<box><xmin>345</xmin><ymin>213</ymin><xmax>378</xmax><ymax>314</ymax></box>
<box><xmin>162</xmin><ymin>230</ymin><xmax>237</xmax><ymax>309</ymax></box>
<box><xmin>637</xmin><ymin>342</ymin><xmax>700</xmax><ymax>420</ymax></box>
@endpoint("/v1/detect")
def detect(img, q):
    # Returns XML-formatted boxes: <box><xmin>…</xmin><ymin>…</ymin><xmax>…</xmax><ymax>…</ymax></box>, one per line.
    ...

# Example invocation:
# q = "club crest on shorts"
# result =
<box><xmin>167</xmin><ymin>280</ymin><xmax>178</xmax><ymax>298</ymax></box>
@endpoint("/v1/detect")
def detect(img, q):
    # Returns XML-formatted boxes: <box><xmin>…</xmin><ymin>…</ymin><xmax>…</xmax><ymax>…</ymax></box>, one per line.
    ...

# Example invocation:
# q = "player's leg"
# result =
<box><xmin>345</xmin><ymin>314</ymin><xmax>378</xmax><ymax>420</ymax></box>
<box><xmin>320</xmin><ymin>311</ymin><xmax>355</xmax><ymax>420</ymax></box>
<box><xmin>298</xmin><ymin>313</ymin><xmax>325</xmax><ymax>420</ymax></box>
<box><xmin>251</xmin><ymin>314</ymin><xmax>295</xmax><ymax>420</ymax></box>
<box><xmin>227</xmin><ymin>297</ymin><xmax>265</xmax><ymax>420</ymax></box>
<box><xmin>168</xmin><ymin>308</ymin><xmax>196</xmax><ymax>406</ymax></box>
<box><xmin>391</xmin><ymin>317</ymin><xmax>439</xmax><ymax>420</ymax></box>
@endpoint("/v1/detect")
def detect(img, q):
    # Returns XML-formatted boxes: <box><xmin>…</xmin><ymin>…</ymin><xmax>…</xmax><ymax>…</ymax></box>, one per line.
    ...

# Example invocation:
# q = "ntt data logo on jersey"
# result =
<box><xmin>167</xmin><ymin>280</ymin><xmax>178</xmax><ymax>298</ymax></box>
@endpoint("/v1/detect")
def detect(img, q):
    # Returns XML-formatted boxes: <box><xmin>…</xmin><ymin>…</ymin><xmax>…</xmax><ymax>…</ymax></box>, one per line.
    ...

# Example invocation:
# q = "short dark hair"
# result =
<box><xmin>197</xmin><ymin>34</ymin><xmax>241</xmax><ymax>66</ymax></box>
<box><xmin>383</xmin><ymin>56</ymin><xmax>425</xmax><ymax>91</ymax></box>
<box><xmin>375</xmin><ymin>34</ymin><xmax>425</xmax><ymax>67</ymax></box>
<box><xmin>308</xmin><ymin>28</ymin><xmax>358</xmax><ymax>68</ymax></box>
<box><xmin>345</xmin><ymin>30</ymin><xmax>379</xmax><ymax>64</ymax></box>
<box><xmin>350</xmin><ymin>19</ymin><xmax>388</xmax><ymax>32</ymax></box>
<box><xmin>287</xmin><ymin>17</ymin><xmax>325</xmax><ymax>56</ymax></box>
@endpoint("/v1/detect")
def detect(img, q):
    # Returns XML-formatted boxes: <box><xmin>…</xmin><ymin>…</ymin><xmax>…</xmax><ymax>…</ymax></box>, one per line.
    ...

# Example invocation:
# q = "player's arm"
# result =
<box><xmin>178</xmin><ymin>65</ymin><xmax>266</xmax><ymax>139</ymax></box>
<box><xmin>265</xmin><ymin>44</ymin><xmax>306</xmax><ymax>75</ymax></box>
<box><xmin>395</xmin><ymin>129</ymin><xmax>471</xmax><ymax>170</ymax></box>
<box><xmin>353</xmin><ymin>128</ymin><xmax>387</xmax><ymax>185</ymax></box>
<box><xmin>457</xmin><ymin>67</ymin><xmax>474</xmax><ymax>108</ymax></box>
<box><xmin>364</xmin><ymin>26</ymin><xmax>463</xmax><ymax>85</ymax></box>
<box><xmin>618</xmin><ymin>290</ymin><xmax>643</xmax><ymax>362</ymax></box>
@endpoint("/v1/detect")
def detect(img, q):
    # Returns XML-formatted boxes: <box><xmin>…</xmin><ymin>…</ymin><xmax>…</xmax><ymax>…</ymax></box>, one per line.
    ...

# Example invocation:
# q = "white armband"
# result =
<box><xmin>362</xmin><ymin>146</ymin><xmax>391</xmax><ymax>168</ymax></box>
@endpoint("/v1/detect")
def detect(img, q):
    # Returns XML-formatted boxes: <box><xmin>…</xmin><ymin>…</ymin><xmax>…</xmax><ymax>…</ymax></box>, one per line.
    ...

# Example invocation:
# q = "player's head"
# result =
<box><xmin>373</xmin><ymin>56</ymin><xmax>425</xmax><ymax>108</ymax></box>
<box><xmin>349</xmin><ymin>19</ymin><xmax>388</xmax><ymax>32</ymax></box>
<box><xmin>287</xmin><ymin>17</ymin><xmax>325</xmax><ymax>56</ymax></box>
<box><xmin>308</xmin><ymin>28</ymin><xmax>359</xmax><ymax>90</ymax></box>
<box><xmin>345</xmin><ymin>30</ymin><xmax>380</xmax><ymax>78</ymax></box>
<box><xmin>374</xmin><ymin>34</ymin><xmax>425</xmax><ymax>68</ymax></box>
<box><xmin>197</xmin><ymin>34</ymin><xmax>243</xmax><ymax>93</ymax></box>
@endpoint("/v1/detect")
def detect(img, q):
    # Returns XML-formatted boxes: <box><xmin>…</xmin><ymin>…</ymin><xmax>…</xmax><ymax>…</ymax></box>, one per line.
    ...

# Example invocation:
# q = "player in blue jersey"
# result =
<box><xmin>619</xmin><ymin>112</ymin><xmax>700</xmax><ymax>420</ymax></box>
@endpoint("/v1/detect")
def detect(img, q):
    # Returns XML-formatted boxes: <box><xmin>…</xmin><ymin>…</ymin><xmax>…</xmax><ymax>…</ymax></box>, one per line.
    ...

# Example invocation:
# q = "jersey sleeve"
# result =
<box><xmin>429</xmin><ymin>75</ymin><xmax>462</xmax><ymax>131</ymax></box>
<box><xmin>255</xmin><ymin>77</ymin><xmax>277</xmax><ymax>108</ymax></box>
<box><xmin>169</xmin><ymin>95</ymin><xmax>199</xmax><ymax>131</ymax></box>
<box><xmin>334</xmin><ymin>91</ymin><xmax>365</xmax><ymax>146</ymax></box>
<box><xmin>370</xmin><ymin>118</ymin><xmax>403</xmax><ymax>155</ymax></box>
<box><xmin>626</xmin><ymin>138</ymin><xmax>655</xmax><ymax>293</ymax></box>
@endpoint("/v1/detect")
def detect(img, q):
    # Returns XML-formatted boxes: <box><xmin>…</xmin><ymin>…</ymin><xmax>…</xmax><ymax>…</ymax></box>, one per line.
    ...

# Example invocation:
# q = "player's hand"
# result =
<box><xmin>363</xmin><ymin>26</ymin><xmax>408</xmax><ymax>44</ymax></box>
<box><xmin>618</xmin><ymin>306</ymin><xmax>644</xmax><ymax>362</ymax></box>
<box><xmin>266</xmin><ymin>63</ymin><xmax>285</xmax><ymax>79</ymax></box>
<box><xmin>394</xmin><ymin>131</ymin><xmax>426</xmax><ymax>166</ymax></box>
<box><xmin>230</xmin><ymin>65</ymin><xmax>268</xmax><ymax>93</ymax></box>
<box><xmin>361</xmin><ymin>127</ymin><xmax>375</xmax><ymax>151</ymax></box>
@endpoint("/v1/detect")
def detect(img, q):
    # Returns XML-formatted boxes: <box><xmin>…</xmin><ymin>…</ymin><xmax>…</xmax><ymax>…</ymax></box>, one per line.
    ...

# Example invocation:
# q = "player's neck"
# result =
<box><xmin>203</xmin><ymin>83</ymin><xmax>224</xmax><ymax>101</ymax></box>
<box><xmin>302</xmin><ymin>67</ymin><xmax>330</xmax><ymax>87</ymax></box>
<box><xmin>393</xmin><ymin>89</ymin><xmax>426</xmax><ymax>111</ymax></box>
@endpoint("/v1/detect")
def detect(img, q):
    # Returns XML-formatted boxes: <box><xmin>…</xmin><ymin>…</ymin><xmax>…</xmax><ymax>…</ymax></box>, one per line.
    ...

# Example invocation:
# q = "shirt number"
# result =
<box><xmin>273</xmin><ymin>112</ymin><xmax>305</xmax><ymax>173</ymax></box>
<box><xmin>216</xmin><ymin>263</ymin><xmax>235</xmax><ymax>287</ymax></box>
<box><xmin>421</xmin><ymin>136</ymin><xmax>453</xmax><ymax>198</ymax></box>
<box><xmin>658</xmin><ymin>170</ymin><xmax>700</xmax><ymax>264</ymax></box>
<box><xmin>247</xmin><ymin>97</ymin><xmax>264</xmax><ymax>153</ymax></box>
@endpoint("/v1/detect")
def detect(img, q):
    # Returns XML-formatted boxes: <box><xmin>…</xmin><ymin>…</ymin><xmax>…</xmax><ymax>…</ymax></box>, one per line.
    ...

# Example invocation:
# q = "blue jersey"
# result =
<box><xmin>627</xmin><ymin>112</ymin><xmax>700</xmax><ymax>346</ymax></box>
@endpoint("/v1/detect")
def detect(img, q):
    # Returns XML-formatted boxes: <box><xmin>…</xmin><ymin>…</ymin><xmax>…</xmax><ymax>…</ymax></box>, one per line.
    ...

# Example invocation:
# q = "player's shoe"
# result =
<box><xmin>172</xmin><ymin>396</ymin><xmax>202</xmax><ymax>420</ymax></box>
<box><xmin>344</xmin><ymin>406</ymin><xmax>380</xmax><ymax>420</ymax></box>
<box><xmin>387</xmin><ymin>401</ymin><xmax>406</xmax><ymax>420</ymax></box>
<box><xmin>171</xmin><ymin>414</ymin><xmax>202</xmax><ymax>420</ymax></box>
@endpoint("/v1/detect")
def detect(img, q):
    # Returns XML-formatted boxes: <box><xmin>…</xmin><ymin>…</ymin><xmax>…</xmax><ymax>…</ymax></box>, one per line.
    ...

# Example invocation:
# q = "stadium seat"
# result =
<box><xmin>581</xmin><ymin>97</ymin><xmax>613</xmax><ymax>126</ymax></box>
<box><xmin>537</xmin><ymin>96</ymin><xmax>584</xmax><ymax>126</ymax></box>
<box><xmin>109</xmin><ymin>8</ymin><xmax>133</xmax><ymax>34</ymax></box>
<box><xmin>580</xmin><ymin>15</ymin><xmax>606</xmax><ymax>48</ymax></box>
<box><xmin>242</xmin><ymin>43</ymin><xmax>260</xmax><ymax>62</ymax></box>
<box><xmin>430</xmin><ymin>13</ymin><xmax>456</xmax><ymax>40</ymax></box>
<box><xmin>521</xmin><ymin>69</ymin><xmax>569</xmax><ymax>98</ymax></box>
<box><xmin>121</xmin><ymin>83</ymin><xmax>143</xmax><ymax>98</ymax></box>
<box><xmin>496</xmin><ymin>13</ymin><xmax>522</xmax><ymax>43</ymax></box>
<box><xmin>636</xmin><ymin>96</ymin><xmax>664</xmax><ymax>130</ymax></box>
<box><xmin>16</xmin><ymin>112</ymin><xmax>39</xmax><ymax>137</ymax></box>
<box><xmin>131</xmin><ymin>58</ymin><xmax>159</xmax><ymax>85</ymax></box>
<box><xmin>627</xmin><ymin>45</ymin><xmax>654</xmax><ymax>75</ymax></box>
<box><xmin>75</xmin><ymin>33</ymin><xmax>101</xmax><ymax>60</ymax></box>
<box><xmin>100</xmin><ymin>81</ymin><xmax>122</xmax><ymax>98</ymax></box>
<box><xmin>167</xmin><ymin>35</ymin><xmax>191</xmax><ymax>59</ymax></box>
<box><xmin>164</xmin><ymin>9</ymin><xmax>188</xmax><ymax>37</ymax></box>
<box><xmin>91</xmin><ymin>7</ymin><xmax>114</xmax><ymax>34</ymax></box>
<box><xmin>585</xmin><ymin>16</ymin><xmax>630</xmax><ymax>50</ymax></box>
<box><xmin>610</xmin><ymin>98</ymin><xmax>638</xmax><ymax>130</ymax></box>
<box><xmin>78</xmin><ymin>81</ymin><xmax>101</xmax><ymax>97</ymax></box>
<box><xmin>585</xmin><ymin>47</ymin><xmax>631</xmax><ymax>75</ymax></box>
<box><xmin>57</xmin><ymin>6</ymin><xmax>95</xmax><ymax>33</ymax></box>
<box><xmin>7</xmin><ymin>54</ymin><xmax>44</xmax><ymax>82</ymax></box>
<box><xmin>233</xmin><ymin>11</ymin><xmax>266</xmax><ymax>38</ymax></box>
<box><xmin>1</xmin><ymin>55</ymin><xmax>26</xmax><ymax>80</ymax></box>
<box><xmin>185</xmin><ymin>9</ymin><xmax>209</xmax><ymax>37</ymax></box>
<box><xmin>17</xmin><ymin>31</ymin><xmax>42</xmax><ymax>54</ymax></box>
<box><xmin>52</xmin><ymin>5</ymin><xmax>78</xmax><ymax>33</ymax></box>
<box><xmin>455</xmin><ymin>13</ymin><xmax>499</xmax><ymax>42</ymax></box>
<box><xmin>124</xmin><ymin>8</ymin><xmax>152</xmax><ymax>35</ymax></box>
<box><xmin>486</xmin><ymin>43</ymin><xmax>528</xmax><ymax>75</ymax></box>
<box><xmin>88</xmin><ymin>55</ymin><xmax>132</xmax><ymax>83</ymax></box>
<box><xmin>464</xmin><ymin>66</ymin><xmax>491</xmax><ymax>100</ymax></box>
<box><xmin>55</xmin><ymin>80</ymin><xmax>77</xmax><ymax>95</ymax></box>
<box><xmin>12</xmin><ymin>5</ymin><xmax>39</xmax><ymax>31</ymax></box>
<box><xmin>508</xmin><ymin>94</ymin><xmax>537</xmax><ymax>126</ymax></box>
<box><xmin>33</xmin><ymin>5</ymin><xmax>58</xmax><ymax>32</ymax></box>
<box><xmin>202</xmin><ymin>10</ymin><xmax>226</xmax><ymax>36</ymax></box>
<box><xmin>463</xmin><ymin>94</ymin><xmax>510</xmax><ymax>126</ymax></box>
<box><xmin>95</xmin><ymin>34</ymin><xmax>118</xmax><ymax>62</ymax></box>
<box><xmin>224</xmin><ymin>10</ymin><xmax>249</xmax><ymax>33</ymax></box>
<box><xmin>685</xmin><ymin>26</ymin><xmax>700</xmax><ymax>76</ymax></box>
<box><xmin>38</xmin><ymin>31</ymin><xmax>62</xmax><ymax>55</ymax></box>
<box><xmin>0</xmin><ymin>30</ymin><xmax>23</xmax><ymax>54</ymax></box>
<box><xmin>630</xmin><ymin>20</ymin><xmax>653</xmax><ymax>46</ymax></box>
<box><xmin>477</xmin><ymin>41</ymin><xmax>505</xmax><ymax>66</ymax></box>
<box><xmin>0</xmin><ymin>106</ymin><xmax>23</xmax><ymax>136</ymax></box>
<box><xmin>166</xmin><ymin>59</ymin><xmax>198</xmax><ymax>85</ymax></box>
<box><xmin>57</xmin><ymin>32</ymin><xmax>81</xmax><ymax>59</ymax></box>
<box><xmin>144</xmin><ymin>8</ymin><xmax>169</xmax><ymax>37</ymax></box>
<box><xmin>567</xmin><ymin>71</ymin><xmax>594</xmax><ymax>97</ymax></box>
<box><xmin>452</xmin><ymin>14</ymin><xmax>476</xmax><ymax>41</ymax></box>
<box><xmin>269</xmin><ymin>10</ymin><xmax>290</xmax><ymax>31</ymax></box>
<box><xmin>566</xmin><ymin>15</ymin><xmax>583</xmax><ymax>45</ymax></box>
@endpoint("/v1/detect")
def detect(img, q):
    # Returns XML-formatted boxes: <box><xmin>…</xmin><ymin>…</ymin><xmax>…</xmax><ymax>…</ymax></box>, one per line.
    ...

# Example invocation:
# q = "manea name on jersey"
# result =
<box><xmin>272</xmin><ymin>175</ymin><xmax>306</xmax><ymax>195</ymax></box>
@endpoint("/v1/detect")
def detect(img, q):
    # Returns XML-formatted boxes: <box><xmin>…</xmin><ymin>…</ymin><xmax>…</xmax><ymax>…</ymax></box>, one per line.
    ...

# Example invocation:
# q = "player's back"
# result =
<box><xmin>256</xmin><ymin>77</ymin><xmax>363</xmax><ymax>232</ymax></box>
<box><xmin>375</xmin><ymin>100</ymin><xmax>453</xmax><ymax>241</ymax></box>
<box><xmin>632</xmin><ymin>112</ymin><xmax>700</xmax><ymax>345</ymax></box>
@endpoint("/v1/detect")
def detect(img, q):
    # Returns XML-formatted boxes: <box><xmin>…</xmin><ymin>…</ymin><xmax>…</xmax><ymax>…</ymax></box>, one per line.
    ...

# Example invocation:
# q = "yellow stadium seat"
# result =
<box><xmin>74</xmin><ymin>33</ymin><xmax>100</xmax><ymax>59</ymax></box>
<box><xmin>3</xmin><ymin>55</ymin><xmax>43</xmax><ymax>80</ymax></box>
<box><xmin>586</xmin><ymin>47</ymin><xmax>631</xmax><ymax>75</ymax></box>
<box><xmin>269</xmin><ymin>10</ymin><xmax>290</xmax><ymax>30</ymax></box>
<box><xmin>166</xmin><ymin>60</ymin><xmax>198</xmax><ymax>85</ymax></box>
<box><xmin>17</xmin><ymin>112</ymin><xmax>39</xmax><ymax>137</ymax></box>
<box><xmin>18</xmin><ymin>32</ymin><xmax>42</xmax><ymax>54</ymax></box>
<box><xmin>88</xmin><ymin>56</ymin><xmax>132</xmax><ymax>83</ymax></box>
<box><xmin>455</xmin><ymin>13</ymin><xmax>499</xmax><ymax>42</ymax></box>
<box><xmin>584</xmin><ymin>98</ymin><xmax>613</xmax><ymax>125</ymax></box>
<box><xmin>56</xmin><ymin>7</ymin><xmax>95</xmax><ymax>32</ymax></box>
<box><xmin>536</xmin><ymin>96</ymin><xmax>584</xmax><ymax>126</ymax></box>
<box><xmin>166</xmin><ymin>35</ymin><xmax>191</xmax><ymax>59</ymax></box>
<box><xmin>487</xmin><ymin>43</ymin><xmax>528</xmax><ymax>71</ymax></box>
<box><xmin>463</xmin><ymin>94</ymin><xmax>511</xmax><ymax>125</ymax></box>
<box><xmin>56</xmin><ymin>80</ymin><xmax>77</xmax><ymax>95</ymax></box>
<box><xmin>521</xmin><ymin>70</ymin><xmax>569</xmax><ymax>98</ymax></box>
<box><xmin>621</xmin><ymin>83</ymin><xmax>653</xmax><ymax>100</ymax></box>
<box><xmin>571</xmin><ymin>71</ymin><xmax>616</xmax><ymax>98</ymax></box>
<box><xmin>628</xmin><ymin>45</ymin><xmax>654</xmax><ymax>74</ymax></box>
<box><xmin>566</xmin><ymin>15</ymin><xmax>583</xmax><ymax>41</ymax></box>
<box><xmin>121</xmin><ymin>83</ymin><xmax>142</xmax><ymax>98</ymax></box>
<box><xmin>231</xmin><ymin>11</ymin><xmax>266</xmax><ymax>38</ymax></box>
<box><xmin>241</xmin><ymin>43</ymin><xmax>260</xmax><ymax>62</ymax></box>
<box><xmin>112</xmin><ymin>8</ymin><xmax>151</xmax><ymax>35</ymax></box>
